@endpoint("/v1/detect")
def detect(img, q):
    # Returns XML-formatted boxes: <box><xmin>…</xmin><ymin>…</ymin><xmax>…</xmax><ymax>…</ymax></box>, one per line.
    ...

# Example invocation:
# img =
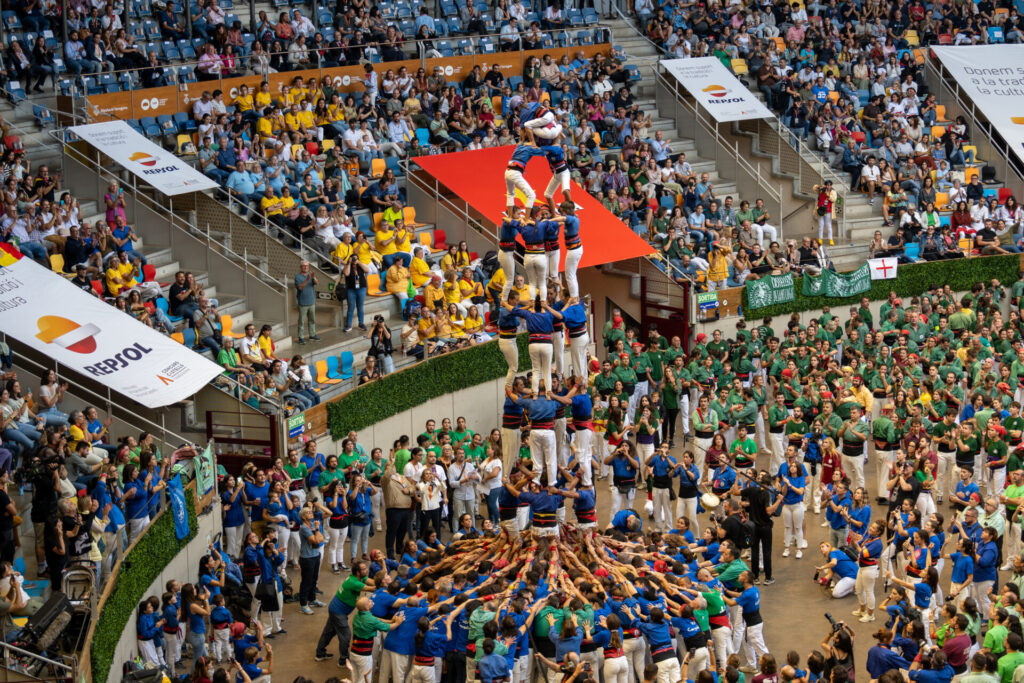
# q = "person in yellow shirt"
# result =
<box><xmin>442</xmin><ymin>269</ymin><xmax>463</xmax><ymax>309</ymax></box>
<box><xmin>254</xmin><ymin>81</ymin><xmax>275</xmax><ymax>111</ymax></box>
<box><xmin>486</xmin><ymin>267</ymin><xmax>505</xmax><ymax>304</ymax></box>
<box><xmin>260</xmin><ymin>187</ymin><xmax>284</xmax><ymax>226</ymax></box>
<box><xmin>440</xmin><ymin>244</ymin><xmax>469</xmax><ymax>273</ymax></box>
<box><xmin>462</xmin><ymin>304</ymin><xmax>491</xmax><ymax>344</ymax></box>
<box><xmin>333</xmin><ymin>231</ymin><xmax>355</xmax><ymax>266</ymax></box>
<box><xmin>423</xmin><ymin>274</ymin><xmax>445</xmax><ymax>310</ymax></box>
<box><xmin>434</xmin><ymin>307</ymin><xmax>462</xmax><ymax>346</ymax></box>
<box><xmin>295</xmin><ymin>103</ymin><xmax>316</xmax><ymax>132</ymax></box>
<box><xmin>511</xmin><ymin>273</ymin><xmax>529</xmax><ymax>301</ymax></box>
<box><xmin>384</xmin><ymin>260</ymin><xmax>411</xmax><ymax>309</ymax></box>
<box><xmin>375</xmin><ymin>223</ymin><xmax>398</xmax><ymax>268</ymax></box>
<box><xmin>392</xmin><ymin>221</ymin><xmax>413</xmax><ymax>262</ymax></box>
<box><xmin>233</xmin><ymin>83</ymin><xmax>255</xmax><ymax>119</ymax></box>
<box><xmin>256</xmin><ymin>110</ymin><xmax>276</xmax><ymax>140</ymax></box>
<box><xmin>257</xmin><ymin>324</ymin><xmax>283</xmax><ymax>364</ymax></box>
<box><xmin>353</xmin><ymin>231</ymin><xmax>378</xmax><ymax>272</ymax></box>
<box><xmin>457</xmin><ymin>267</ymin><xmax>484</xmax><ymax>311</ymax></box>
<box><xmin>445</xmin><ymin>303</ymin><xmax>466</xmax><ymax>339</ymax></box>
<box><xmin>284</xmin><ymin>103</ymin><xmax>305</xmax><ymax>134</ymax></box>
<box><xmin>706</xmin><ymin>240</ymin><xmax>730</xmax><ymax>290</ymax></box>
<box><xmin>105</xmin><ymin>250</ymin><xmax>138</xmax><ymax>296</ymax></box>
<box><xmin>410</xmin><ymin>246</ymin><xmax>432</xmax><ymax>288</ymax></box>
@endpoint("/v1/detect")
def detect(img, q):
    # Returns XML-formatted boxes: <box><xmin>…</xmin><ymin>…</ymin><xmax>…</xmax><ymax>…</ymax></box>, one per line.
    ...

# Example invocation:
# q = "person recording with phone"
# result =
<box><xmin>367</xmin><ymin>315</ymin><xmax>394</xmax><ymax>375</ymax></box>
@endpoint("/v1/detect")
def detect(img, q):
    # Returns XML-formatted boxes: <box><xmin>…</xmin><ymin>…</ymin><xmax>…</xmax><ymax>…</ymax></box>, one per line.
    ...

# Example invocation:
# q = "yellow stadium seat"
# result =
<box><xmin>367</xmin><ymin>273</ymin><xmax>388</xmax><ymax>297</ymax></box>
<box><xmin>905</xmin><ymin>29</ymin><xmax>920</xmax><ymax>46</ymax></box>
<box><xmin>321</xmin><ymin>139</ymin><xmax>335</xmax><ymax>152</ymax></box>
<box><xmin>963</xmin><ymin>145</ymin><xmax>982</xmax><ymax>164</ymax></box>
<box><xmin>315</xmin><ymin>359</ymin><xmax>341</xmax><ymax>385</ymax></box>
<box><xmin>370</xmin><ymin>158</ymin><xmax>386</xmax><ymax>178</ymax></box>
<box><xmin>935</xmin><ymin>105</ymin><xmax>947</xmax><ymax>122</ymax></box>
<box><xmin>48</xmin><ymin>253</ymin><xmax>64</xmax><ymax>273</ymax></box>
<box><xmin>772</xmin><ymin>36</ymin><xmax>786</xmax><ymax>51</ymax></box>
<box><xmin>171</xmin><ymin>332</ymin><xmax>185</xmax><ymax>344</ymax></box>
<box><xmin>731</xmin><ymin>58</ymin><xmax>748</xmax><ymax>75</ymax></box>
<box><xmin>935</xmin><ymin>192</ymin><xmax>949</xmax><ymax>210</ymax></box>
<box><xmin>372</xmin><ymin>212</ymin><xmax>384</xmax><ymax>229</ymax></box>
<box><xmin>219</xmin><ymin>314</ymin><xmax>242</xmax><ymax>339</ymax></box>
<box><xmin>965</xmin><ymin>166</ymin><xmax>980</xmax><ymax>184</ymax></box>
<box><xmin>403</xmin><ymin>206</ymin><xmax>425</xmax><ymax>227</ymax></box>
<box><xmin>930</xmin><ymin>125</ymin><xmax>946</xmax><ymax>141</ymax></box>
<box><xmin>827</xmin><ymin>90</ymin><xmax>840</xmax><ymax>104</ymax></box>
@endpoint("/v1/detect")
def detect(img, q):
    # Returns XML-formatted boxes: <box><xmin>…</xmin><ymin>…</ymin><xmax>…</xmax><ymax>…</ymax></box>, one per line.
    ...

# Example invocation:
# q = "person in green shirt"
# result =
<box><xmin>450</xmin><ymin>416</ymin><xmax>474</xmax><ymax>450</ymax></box>
<box><xmin>319</xmin><ymin>454</ymin><xmax>346</xmax><ymax>493</ymax></box>
<box><xmin>837</xmin><ymin>405</ymin><xmax>869</xmax><ymax>491</ymax></box>
<box><xmin>594</xmin><ymin>361</ymin><xmax>618</xmax><ymax>399</ymax></box>
<box><xmin>996</xmin><ymin>632</ymin><xmax>1024</xmax><ymax>683</ymax></box>
<box><xmin>349</xmin><ymin>596</ymin><xmax>402</xmax><ymax>679</ymax></box>
<box><xmin>729</xmin><ymin>425</ymin><xmax>758</xmax><ymax>471</ymax></box>
<box><xmin>216</xmin><ymin>338</ymin><xmax>253</xmax><ymax>379</ymax></box>
<box><xmin>394</xmin><ymin>435</ymin><xmax>413</xmax><ymax>477</ymax></box>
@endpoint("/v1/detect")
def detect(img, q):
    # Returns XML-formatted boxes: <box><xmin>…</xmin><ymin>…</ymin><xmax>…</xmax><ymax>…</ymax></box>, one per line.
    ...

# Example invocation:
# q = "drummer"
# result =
<box><xmin>708</xmin><ymin>457</ymin><xmax>736</xmax><ymax>498</ymax></box>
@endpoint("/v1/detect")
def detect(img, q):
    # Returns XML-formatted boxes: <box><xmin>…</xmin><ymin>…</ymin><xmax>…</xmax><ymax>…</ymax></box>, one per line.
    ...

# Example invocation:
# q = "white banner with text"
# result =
<box><xmin>932</xmin><ymin>45</ymin><xmax>1024</xmax><ymax>167</ymax></box>
<box><xmin>661</xmin><ymin>57</ymin><xmax>775</xmax><ymax>122</ymax></box>
<box><xmin>0</xmin><ymin>243</ymin><xmax>222</xmax><ymax>408</ymax></box>
<box><xmin>69</xmin><ymin>120</ymin><xmax>219</xmax><ymax>196</ymax></box>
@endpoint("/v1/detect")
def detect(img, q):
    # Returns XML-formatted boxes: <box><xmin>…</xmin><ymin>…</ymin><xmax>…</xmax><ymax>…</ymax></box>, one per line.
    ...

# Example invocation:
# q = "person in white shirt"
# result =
<box><xmin>860</xmin><ymin>156</ymin><xmax>881</xmax><ymax>204</ymax></box>
<box><xmin>403</xmin><ymin>448</ymin><xmax>426</xmax><ymax>484</ymax></box>
<box><xmin>415</xmin><ymin>467</ymin><xmax>446</xmax><ymax>537</ymax></box>
<box><xmin>292</xmin><ymin>9</ymin><xmax>314</xmax><ymax>38</ymax></box>
<box><xmin>192</xmin><ymin>91</ymin><xmax>215</xmax><ymax>121</ymax></box>
<box><xmin>479</xmin><ymin>449</ymin><xmax>504</xmax><ymax>528</ymax></box>
<box><xmin>447</xmin><ymin>449</ymin><xmax>479</xmax><ymax>526</ymax></box>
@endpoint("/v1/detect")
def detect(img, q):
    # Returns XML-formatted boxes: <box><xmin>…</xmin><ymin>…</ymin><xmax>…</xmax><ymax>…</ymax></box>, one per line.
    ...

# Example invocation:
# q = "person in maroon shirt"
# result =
<box><xmin>941</xmin><ymin>612</ymin><xmax>973</xmax><ymax>675</ymax></box>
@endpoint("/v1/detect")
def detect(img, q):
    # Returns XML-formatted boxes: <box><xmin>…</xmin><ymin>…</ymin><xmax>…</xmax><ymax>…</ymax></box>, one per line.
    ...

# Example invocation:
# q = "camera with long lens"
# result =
<box><xmin>825</xmin><ymin>612</ymin><xmax>840</xmax><ymax>632</ymax></box>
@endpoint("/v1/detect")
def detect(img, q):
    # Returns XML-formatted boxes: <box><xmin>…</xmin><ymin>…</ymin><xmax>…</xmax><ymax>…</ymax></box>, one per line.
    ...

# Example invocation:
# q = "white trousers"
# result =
<box><xmin>841</xmin><ymin>453</ymin><xmax>866</xmax><ymax>491</ymax></box>
<box><xmin>622</xmin><ymin>636</ymin><xmax>646</xmax><ymax>683</ymax></box>
<box><xmin>563</xmin><ymin>246</ymin><xmax>582</xmax><ymax>298</ymax></box>
<box><xmin>694</xmin><ymin>436</ymin><xmax>711</xmax><ymax>477</ymax></box>
<box><xmin>753</xmin><ymin>222</ymin><xmax>778</xmax><ymax>247</ymax></box>
<box><xmin>530</xmin><ymin>428</ymin><xmax>558</xmax><ymax>484</ymax></box>
<box><xmin>211</xmin><ymin>628</ymin><xmax>230</xmax><ymax>662</ymax></box>
<box><xmin>328</xmin><ymin>526</ymin><xmax>349</xmax><ymax>565</ymax></box>
<box><xmin>409</xmin><ymin>664</ymin><xmax>437</xmax><ymax>683</ymax></box>
<box><xmin>139</xmin><ymin>639</ymin><xmax>165</xmax><ymax>668</ymax></box>
<box><xmin>833</xmin><ymin>576</ymin><xmax>856</xmax><ymax>599</ymax></box>
<box><xmin>352</xmin><ymin>653</ymin><xmax>373</xmax><ymax>683</ymax></box>
<box><xmin>685</xmin><ymin>647</ymin><xmax>711</xmax><ymax>680</ymax></box>
<box><xmin>654</xmin><ymin>657</ymin><xmax>681</xmax><ymax>683</ymax></box>
<box><xmin>741</xmin><ymin>623</ymin><xmax>768</xmax><ymax>669</ymax></box>
<box><xmin>711</xmin><ymin>626</ymin><xmax>733</xmax><ymax>668</ymax></box>
<box><xmin>676</xmin><ymin>495</ymin><xmax>699</xmax><ymax>534</ymax></box>
<box><xmin>524</xmin><ymin>253</ymin><xmax>548</xmax><ymax>299</ymax></box>
<box><xmin>974</xmin><ymin>580</ymin><xmax>995</xmax><ymax>620</ymax></box>
<box><xmin>603</xmin><ymin>655</ymin><xmax>629</xmax><ymax>683</ymax></box>
<box><xmin>529</xmin><ymin>342</ymin><xmax>553</xmax><ymax>394</ymax></box>
<box><xmin>568</xmin><ymin>331</ymin><xmax>589</xmax><ymax>380</ymax></box>
<box><xmin>783</xmin><ymin>502</ymin><xmax>805</xmax><ymax>548</ymax></box>
<box><xmin>380</xmin><ymin>650</ymin><xmax>412</xmax><ymax>683</ymax></box>
<box><xmin>497</xmin><ymin>250</ymin><xmax>516</xmax><ymax>301</ymax></box>
<box><xmin>499</xmin><ymin>337</ymin><xmax>519</xmax><ymax>384</ymax></box>
<box><xmin>936</xmin><ymin>450</ymin><xmax>956</xmax><ymax>500</ymax></box>
<box><xmin>652</xmin><ymin>487</ymin><xmax>672</xmax><ymax>532</ymax></box>
<box><xmin>769</xmin><ymin>433</ymin><xmax>786</xmax><ymax>474</ymax></box>
<box><xmin>818</xmin><ymin>214</ymin><xmax>833</xmax><ymax>240</ymax></box>
<box><xmin>876</xmin><ymin>449</ymin><xmax>896</xmax><ymax>499</ymax></box>
<box><xmin>555</xmin><ymin>416</ymin><xmax>569</xmax><ymax>467</ymax></box>
<box><xmin>502</xmin><ymin>426</ymin><xmax>521</xmax><ymax>476</ymax></box>
<box><xmin>610</xmin><ymin>487</ymin><xmax>635</xmax><ymax>519</ymax></box>
<box><xmin>573</xmin><ymin>428</ymin><xmax>594</xmax><ymax>486</ymax></box>
<box><xmin>505</xmin><ymin>169</ymin><xmax>536</xmax><ymax>208</ymax></box>
<box><xmin>551</xmin><ymin>330</ymin><xmax>565</xmax><ymax>377</ymax></box>
<box><xmin>224</xmin><ymin>524</ymin><xmax>243</xmax><ymax>560</ymax></box>
<box><xmin>856</xmin><ymin>564</ymin><xmax>878</xmax><ymax>610</ymax></box>
<box><xmin>524</xmin><ymin>114</ymin><xmax>561</xmax><ymax>140</ymax></box>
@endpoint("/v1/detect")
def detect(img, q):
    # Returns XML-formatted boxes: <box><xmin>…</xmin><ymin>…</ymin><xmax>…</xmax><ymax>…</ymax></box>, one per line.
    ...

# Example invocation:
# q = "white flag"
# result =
<box><xmin>868</xmin><ymin>258</ymin><xmax>898</xmax><ymax>280</ymax></box>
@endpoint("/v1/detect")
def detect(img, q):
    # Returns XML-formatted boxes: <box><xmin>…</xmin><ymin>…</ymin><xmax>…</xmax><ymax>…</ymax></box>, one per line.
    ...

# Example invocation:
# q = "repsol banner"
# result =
<box><xmin>661</xmin><ymin>57</ymin><xmax>774</xmax><ymax>122</ymax></box>
<box><xmin>69</xmin><ymin>121</ymin><xmax>219</xmax><ymax>196</ymax></box>
<box><xmin>0</xmin><ymin>243</ymin><xmax>221</xmax><ymax>408</ymax></box>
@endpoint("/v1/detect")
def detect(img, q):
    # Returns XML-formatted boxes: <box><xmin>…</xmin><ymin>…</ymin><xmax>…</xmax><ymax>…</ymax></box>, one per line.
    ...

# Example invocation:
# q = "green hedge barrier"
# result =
<box><xmin>91</xmin><ymin>487</ymin><xmax>198</xmax><ymax>683</ymax></box>
<box><xmin>327</xmin><ymin>335</ymin><xmax>531</xmax><ymax>440</ymax></box>
<box><xmin>741</xmin><ymin>254</ymin><xmax>1021</xmax><ymax>318</ymax></box>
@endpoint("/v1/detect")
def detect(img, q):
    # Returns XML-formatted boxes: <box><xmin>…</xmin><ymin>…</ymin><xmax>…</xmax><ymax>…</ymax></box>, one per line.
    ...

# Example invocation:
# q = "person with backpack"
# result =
<box><xmin>816</xmin><ymin>541</ymin><xmax>859</xmax><ymax>599</ymax></box>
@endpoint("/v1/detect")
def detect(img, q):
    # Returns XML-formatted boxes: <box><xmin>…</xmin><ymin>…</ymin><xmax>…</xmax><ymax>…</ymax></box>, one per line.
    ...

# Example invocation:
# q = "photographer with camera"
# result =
<box><xmin>366</xmin><ymin>314</ymin><xmax>394</xmax><ymax>375</ymax></box>
<box><xmin>820</xmin><ymin>616</ymin><xmax>856</xmax><ymax>681</ymax></box>
<box><xmin>737</xmin><ymin>470</ymin><xmax>782</xmax><ymax>585</ymax></box>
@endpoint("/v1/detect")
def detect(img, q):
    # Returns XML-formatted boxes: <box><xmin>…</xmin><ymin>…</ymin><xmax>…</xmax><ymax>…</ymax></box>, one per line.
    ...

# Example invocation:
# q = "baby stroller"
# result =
<box><xmin>210</xmin><ymin>533</ymin><xmax>251</xmax><ymax>622</ymax></box>
<box><xmin>61</xmin><ymin>560</ymin><xmax>95</xmax><ymax>652</ymax></box>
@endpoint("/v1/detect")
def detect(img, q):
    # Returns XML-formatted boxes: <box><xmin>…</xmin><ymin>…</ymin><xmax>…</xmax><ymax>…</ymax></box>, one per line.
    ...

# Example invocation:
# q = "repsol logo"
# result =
<box><xmin>141</xmin><ymin>166</ymin><xmax>178</xmax><ymax>174</ymax></box>
<box><xmin>82</xmin><ymin>342</ymin><xmax>154</xmax><ymax>376</ymax></box>
<box><xmin>707</xmin><ymin>97</ymin><xmax>746</xmax><ymax>104</ymax></box>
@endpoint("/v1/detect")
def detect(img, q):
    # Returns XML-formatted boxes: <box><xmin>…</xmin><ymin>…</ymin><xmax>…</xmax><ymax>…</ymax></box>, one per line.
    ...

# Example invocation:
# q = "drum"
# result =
<box><xmin>701</xmin><ymin>492</ymin><xmax>721</xmax><ymax>511</ymax></box>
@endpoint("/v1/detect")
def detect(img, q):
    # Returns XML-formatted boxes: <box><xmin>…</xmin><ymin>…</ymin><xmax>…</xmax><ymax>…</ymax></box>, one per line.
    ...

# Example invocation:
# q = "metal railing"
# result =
<box><xmin>0</xmin><ymin>640</ymin><xmax>76</xmax><ymax>682</ymax></box>
<box><xmin>654</xmin><ymin>67</ymin><xmax>787</xmax><ymax>233</ymax></box>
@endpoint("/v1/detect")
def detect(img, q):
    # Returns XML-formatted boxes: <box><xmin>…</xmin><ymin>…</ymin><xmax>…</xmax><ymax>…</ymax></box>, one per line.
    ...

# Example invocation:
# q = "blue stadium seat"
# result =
<box><xmin>32</xmin><ymin>105</ymin><xmax>52</xmax><ymax>127</ymax></box>
<box><xmin>140</xmin><ymin>116</ymin><xmax>161</xmax><ymax>137</ymax></box>
<box><xmin>437</xmin><ymin>40</ymin><xmax>454</xmax><ymax>57</ymax></box>
<box><xmin>385</xmin><ymin>156</ymin><xmax>403</xmax><ymax>176</ymax></box>
<box><xmin>339</xmin><ymin>351</ymin><xmax>354</xmax><ymax>380</ymax></box>
<box><xmin>415</xmin><ymin>128</ymin><xmax>430</xmax><ymax>146</ymax></box>
<box><xmin>1</xmin><ymin>10</ymin><xmax>20</xmax><ymax>30</ymax></box>
<box><xmin>157</xmin><ymin>114</ymin><xmax>176</xmax><ymax>133</ymax></box>
<box><xmin>988</xmin><ymin>26</ymin><xmax>1005</xmax><ymax>42</ymax></box>
<box><xmin>174</xmin><ymin>111</ymin><xmax>195</xmax><ymax>132</ymax></box>
<box><xmin>457</xmin><ymin>38</ymin><xmax>473</xmax><ymax>54</ymax></box>
<box><xmin>578</xmin><ymin>30</ymin><xmax>593</xmax><ymax>44</ymax></box>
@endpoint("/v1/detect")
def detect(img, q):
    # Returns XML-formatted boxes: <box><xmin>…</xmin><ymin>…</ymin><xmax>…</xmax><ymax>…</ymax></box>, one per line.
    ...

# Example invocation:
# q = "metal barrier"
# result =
<box><xmin>0</xmin><ymin>640</ymin><xmax>75</xmax><ymax>683</ymax></box>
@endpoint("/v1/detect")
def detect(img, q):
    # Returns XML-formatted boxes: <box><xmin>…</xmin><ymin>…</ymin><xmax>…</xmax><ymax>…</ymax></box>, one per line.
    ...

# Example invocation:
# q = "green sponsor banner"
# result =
<box><xmin>746</xmin><ymin>273</ymin><xmax>795</xmax><ymax>310</ymax></box>
<box><xmin>801</xmin><ymin>263</ymin><xmax>871</xmax><ymax>299</ymax></box>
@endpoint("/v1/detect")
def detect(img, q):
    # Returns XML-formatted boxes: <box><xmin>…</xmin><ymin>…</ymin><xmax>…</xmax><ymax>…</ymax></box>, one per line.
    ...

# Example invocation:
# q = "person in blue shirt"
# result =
<box><xmin>209</xmin><ymin>593</ymin><xmax>233</xmax><ymax>664</ymax></box>
<box><xmin>779</xmin><ymin>458</ymin><xmax>808</xmax><ymax>558</ymax></box>
<box><xmin>225</xmin><ymin>162</ymin><xmax>261</xmax><ymax>217</ymax></box>
<box><xmin>824</xmin><ymin>479</ymin><xmax>851</xmax><ymax>552</ymax></box>
<box><xmin>221</xmin><ymin>475</ymin><xmax>246</xmax><ymax>559</ymax></box>
<box><xmin>709</xmin><ymin>460</ymin><xmax>737</xmax><ymax>497</ymax></box>
<box><xmin>478</xmin><ymin>637</ymin><xmax>513</xmax><ymax>683</ymax></box>
<box><xmin>136</xmin><ymin>598</ymin><xmax>166</xmax><ymax>668</ymax></box>
<box><xmin>497</xmin><ymin>208</ymin><xmax>524</xmax><ymax>302</ymax></box>
<box><xmin>504</xmin><ymin>142</ymin><xmax>547</xmax><ymax>215</ymax></box>
<box><xmin>816</xmin><ymin>542</ymin><xmax>858</xmax><ymax>599</ymax></box>
<box><xmin>541</xmin><ymin>143</ymin><xmax>571</xmax><ymax>216</ymax></box>
<box><xmin>199</xmin><ymin>552</ymin><xmax>225</xmax><ymax>599</ymax></box>
<box><xmin>122</xmin><ymin>464</ymin><xmax>150</xmax><ymax>544</ymax></box>
<box><xmin>646</xmin><ymin>444</ymin><xmax>677</xmax><ymax>533</ymax></box>
<box><xmin>511</xmin><ymin>479</ymin><xmax>565</xmax><ymax>539</ymax></box>
<box><xmin>721</xmin><ymin>571</ymin><xmax>768</xmax><ymax>671</ymax></box>
<box><xmin>609</xmin><ymin>508</ymin><xmax>642</xmax><ymax>534</ymax></box>
<box><xmin>604</xmin><ymin>442</ymin><xmax>640</xmax><ymax>518</ymax></box>
<box><xmin>160</xmin><ymin>591</ymin><xmax>181</xmax><ymax>676</ymax></box>
<box><xmin>632</xmin><ymin>606</ymin><xmax>679</xmax><ymax>683</ymax></box>
<box><xmin>110</xmin><ymin>217</ymin><xmax>148</xmax><ymax>265</ymax></box>
<box><xmin>558</xmin><ymin>203</ymin><xmax>582</xmax><ymax>299</ymax></box>
<box><xmin>506</xmin><ymin>294</ymin><xmax>562</xmax><ymax>395</ymax></box>
<box><xmin>301</xmin><ymin>442</ymin><xmax>327</xmax><ymax>491</ymax></box>
<box><xmin>865</xmin><ymin>629</ymin><xmax>910</xmax><ymax>680</ymax></box>
<box><xmin>952</xmin><ymin>468</ymin><xmax>980</xmax><ymax>512</ymax></box>
<box><xmin>238</xmin><ymin>644</ymin><xmax>273</xmax><ymax>683</ymax></box>
<box><xmin>946</xmin><ymin>537</ymin><xmax>975</xmax><ymax>603</ymax></box>
<box><xmin>506</xmin><ymin>382</ymin><xmax>560</xmax><ymax>483</ymax></box>
<box><xmin>518</xmin><ymin>211</ymin><xmax>555</xmax><ymax>300</ymax></box>
<box><xmin>548</xmin><ymin>611</ymin><xmax>584</xmax><ymax>662</ymax></box>
<box><xmin>243</xmin><ymin>469</ymin><xmax>271</xmax><ymax>538</ymax></box>
<box><xmin>973</xmin><ymin>526</ymin><xmax>1000</xmax><ymax>618</ymax></box>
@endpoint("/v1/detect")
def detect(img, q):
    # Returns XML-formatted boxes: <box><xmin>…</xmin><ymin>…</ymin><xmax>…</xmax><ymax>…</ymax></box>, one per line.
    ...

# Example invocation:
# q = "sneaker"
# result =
<box><xmin>800</xmin><ymin>539</ymin><xmax>808</xmax><ymax>549</ymax></box>
<box><xmin>796</xmin><ymin>550</ymin><xmax>803</xmax><ymax>559</ymax></box>
<box><xmin>310</xmin><ymin>335</ymin><xmax>322</xmax><ymax>341</ymax></box>
<box><xmin>297</xmin><ymin>338</ymin><xmax>306</xmax><ymax>344</ymax></box>
<box><xmin>782</xmin><ymin>548</ymin><xmax>790</xmax><ymax>558</ymax></box>
<box><xmin>301</xmin><ymin>606</ymin><xmax>315</xmax><ymax>615</ymax></box>
<box><xmin>276</xmin><ymin>629</ymin><xmax>287</xmax><ymax>635</ymax></box>
<box><xmin>315</xmin><ymin>654</ymin><xmax>330</xmax><ymax>662</ymax></box>
<box><xmin>344</xmin><ymin>327</ymin><xmax>352</xmax><ymax>333</ymax></box>
<box><xmin>852</xmin><ymin>608</ymin><xmax>864</xmax><ymax>617</ymax></box>
<box><xmin>820</xmin><ymin>520</ymin><xmax>829</xmax><ymax>527</ymax></box>
<box><xmin>763</xmin><ymin>577</ymin><xmax>775</xmax><ymax>585</ymax></box>
<box><xmin>829</xmin><ymin>239</ymin><xmax>834</xmax><ymax>246</ymax></box>
<box><xmin>753</xmin><ymin>576</ymin><xmax>762</xmax><ymax>585</ymax></box>
<box><xmin>859</xmin><ymin>613</ymin><xmax>876</xmax><ymax>623</ymax></box>
<box><xmin>313</xmin><ymin>600</ymin><xmax>326</xmax><ymax>607</ymax></box>
<box><xmin>1002</xmin><ymin>563</ymin><xmax>1013</xmax><ymax>571</ymax></box>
